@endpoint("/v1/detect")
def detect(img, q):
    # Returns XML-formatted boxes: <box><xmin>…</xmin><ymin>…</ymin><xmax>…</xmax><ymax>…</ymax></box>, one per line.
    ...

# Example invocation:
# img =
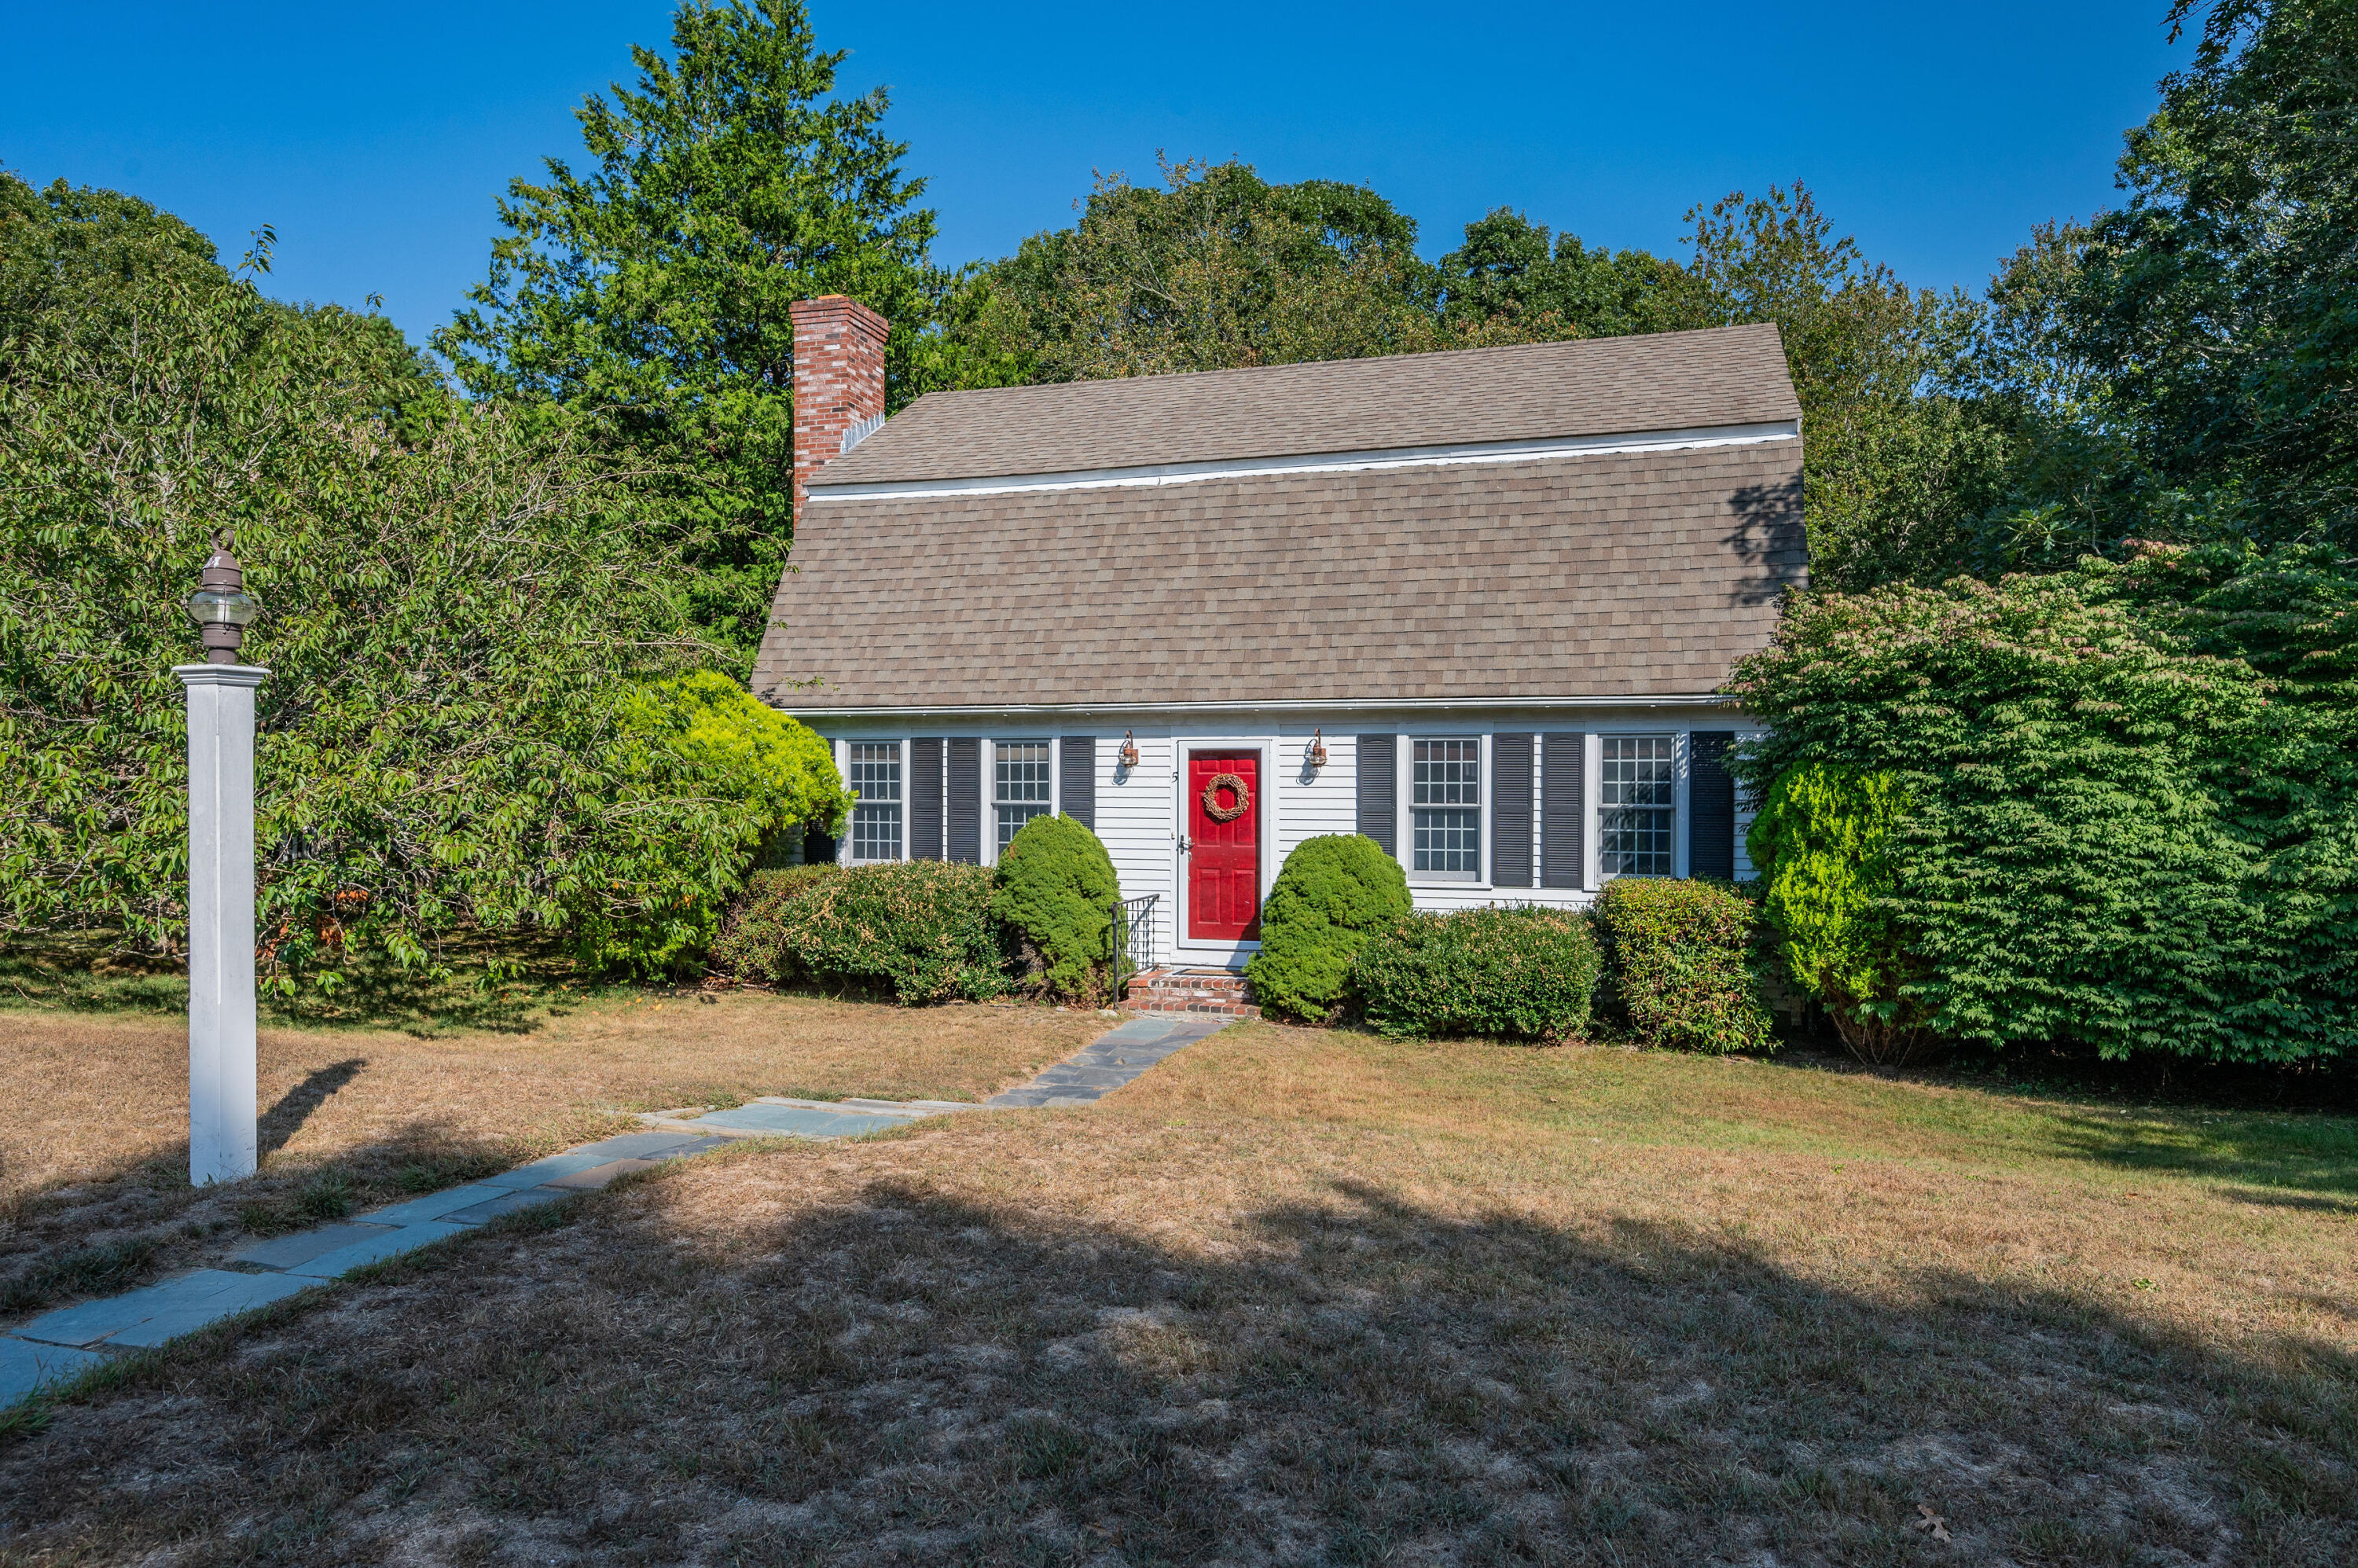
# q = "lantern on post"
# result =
<box><xmin>174</xmin><ymin>534</ymin><xmax>267</xmax><ymax>1185</ymax></box>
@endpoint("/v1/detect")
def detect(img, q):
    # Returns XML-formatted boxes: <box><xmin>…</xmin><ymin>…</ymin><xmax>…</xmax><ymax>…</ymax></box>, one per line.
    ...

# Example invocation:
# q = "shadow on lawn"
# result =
<box><xmin>4</xmin><ymin>1162</ymin><xmax>2352</xmax><ymax>1566</ymax></box>
<box><xmin>259</xmin><ymin>1058</ymin><xmax>366</xmax><ymax>1157</ymax></box>
<box><xmin>0</xmin><ymin>1113</ymin><xmax>571</xmax><ymax>1324</ymax></box>
<box><xmin>2036</xmin><ymin>1105</ymin><xmax>2358</xmax><ymax>1199</ymax></box>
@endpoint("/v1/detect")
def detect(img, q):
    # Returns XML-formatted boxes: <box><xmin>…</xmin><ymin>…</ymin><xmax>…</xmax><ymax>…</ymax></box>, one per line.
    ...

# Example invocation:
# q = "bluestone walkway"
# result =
<box><xmin>0</xmin><ymin>1011</ymin><xmax>1232</xmax><ymax>1408</ymax></box>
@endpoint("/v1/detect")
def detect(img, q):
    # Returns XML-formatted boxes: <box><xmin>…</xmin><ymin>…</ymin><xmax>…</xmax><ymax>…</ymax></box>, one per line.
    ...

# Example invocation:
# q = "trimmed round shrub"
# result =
<box><xmin>1246</xmin><ymin>834</ymin><xmax>1413</xmax><ymax>1022</ymax></box>
<box><xmin>1594</xmin><ymin>878</ymin><xmax>1774</xmax><ymax>1055</ymax></box>
<box><xmin>776</xmin><ymin>861</ymin><xmax>1008</xmax><ymax>1004</ymax></box>
<box><xmin>1350</xmin><ymin>905</ymin><xmax>1600</xmax><ymax>1041</ymax></box>
<box><xmin>708</xmin><ymin>863</ymin><xmax>842</xmax><ymax>982</ymax></box>
<box><xmin>991</xmin><ymin>814</ymin><xmax>1121</xmax><ymax>1001</ymax></box>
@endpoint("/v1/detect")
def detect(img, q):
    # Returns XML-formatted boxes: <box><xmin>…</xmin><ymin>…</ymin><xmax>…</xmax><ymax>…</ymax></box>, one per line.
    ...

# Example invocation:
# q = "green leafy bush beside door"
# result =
<box><xmin>1245</xmin><ymin>835</ymin><xmax>1412</xmax><ymax>1022</ymax></box>
<box><xmin>991</xmin><ymin>814</ymin><xmax>1122</xmax><ymax>1002</ymax></box>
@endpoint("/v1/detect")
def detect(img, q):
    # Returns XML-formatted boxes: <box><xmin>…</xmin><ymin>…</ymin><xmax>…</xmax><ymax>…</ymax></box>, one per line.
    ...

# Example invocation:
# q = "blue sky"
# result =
<box><xmin>2</xmin><ymin>2</ymin><xmax>2187</xmax><ymax>350</ymax></box>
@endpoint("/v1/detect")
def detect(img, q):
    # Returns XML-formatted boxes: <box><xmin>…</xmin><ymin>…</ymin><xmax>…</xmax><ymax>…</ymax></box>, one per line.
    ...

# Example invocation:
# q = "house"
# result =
<box><xmin>756</xmin><ymin>296</ymin><xmax>1806</xmax><ymax>977</ymax></box>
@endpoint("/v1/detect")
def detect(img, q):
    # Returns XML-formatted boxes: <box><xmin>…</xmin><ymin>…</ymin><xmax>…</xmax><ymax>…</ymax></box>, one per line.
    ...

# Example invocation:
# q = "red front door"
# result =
<box><xmin>1187</xmin><ymin>751</ymin><xmax>1262</xmax><ymax>942</ymax></box>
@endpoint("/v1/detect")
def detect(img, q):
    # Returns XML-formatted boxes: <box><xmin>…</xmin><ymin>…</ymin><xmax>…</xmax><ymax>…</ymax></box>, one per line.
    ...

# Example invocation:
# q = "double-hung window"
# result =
<box><xmin>1600</xmin><ymin>736</ymin><xmax>1674</xmax><ymax>876</ymax></box>
<box><xmin>994</xmin><ymin>740</ymin><xmax>1052</xmax><ymax>854</ymax></box>
<box><xmin>847</xmin><ymin>742</ymin><xmax>902</xmax><ymax>863</ymax></box>
<box><xmin>1411</xmin><ymin>738</ymin><xmax>1482</xmax><ymax>879</ymax></box>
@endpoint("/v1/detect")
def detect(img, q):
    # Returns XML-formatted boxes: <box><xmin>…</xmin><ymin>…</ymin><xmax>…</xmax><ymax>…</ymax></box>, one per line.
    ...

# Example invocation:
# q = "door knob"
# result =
<box><xmin>1178</xmin><ymin>834</ymin><xmax>1192</xmax><ymax>855</ymax></box>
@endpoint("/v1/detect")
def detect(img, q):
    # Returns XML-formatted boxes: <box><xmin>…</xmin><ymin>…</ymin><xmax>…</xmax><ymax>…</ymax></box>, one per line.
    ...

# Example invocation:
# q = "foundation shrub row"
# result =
<box><xmin>709</xmin><ymin>816</ymin><xmax>1120</xmax><ymax>1004</ymax></box>
<box><xmin>1254</xmin><ymin>834</ymin><xmax>1776</xmax><ymax>1050</ymax></box>
<box><xmin>717</xmin><ymin>824</ymin><xmax>1777</xmax><ymax>1045</ymax></box>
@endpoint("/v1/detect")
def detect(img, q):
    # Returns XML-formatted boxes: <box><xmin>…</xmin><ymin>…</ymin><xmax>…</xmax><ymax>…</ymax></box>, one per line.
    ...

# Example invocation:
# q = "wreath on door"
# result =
<box><xmin>1199</xmin><ymin>773</ymin><xmax>1252</xmax><ymax>823</ymax></box>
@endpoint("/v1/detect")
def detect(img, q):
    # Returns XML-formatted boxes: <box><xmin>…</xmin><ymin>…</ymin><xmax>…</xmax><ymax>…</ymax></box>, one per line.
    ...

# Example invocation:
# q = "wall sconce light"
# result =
<box><xmin>1307</xmin><ymin>729</ymin><xmax>1328</xmax><ymax>769</ymax></box>
<box><xmin>1118</xmin><ymin>730</ymin><xmax>1140</xmax><ymax>769</ymax></box>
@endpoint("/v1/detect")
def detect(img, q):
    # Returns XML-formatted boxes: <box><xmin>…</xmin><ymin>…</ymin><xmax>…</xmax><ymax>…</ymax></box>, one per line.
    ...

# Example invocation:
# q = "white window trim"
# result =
<box><xmin>844</xmin><ymin>738</ymin><xmax>909</xmax><ymax>865</ymax></box>
<box><xmin>1398</xmin><ymin>730</ymin><xmax>1493</xmax><ymax>889</ymax></box>
<box><xmin>833</xmin><ymin>738</ymin><xmax>851</xmax><ymax>866</ymax></box>
<box><xmin>1674</xmin><ymin>730</ymin><xmax>1692</xmax><ymax>881</ymax></box>
<box><xmin>986</xmin><ymin>736</ymin><xmax>1055</xmax><ymax>865</ymax></box>
<box><xmin>1530</xmin><ymin>735</ymin><xmax>1544</xmax><ymax>890</ymax></box>
<box><xmin>1582</xmin><ymin>732</ymin><xmax>1601</xmax><ymax>890</ymax></box>
<box><xmin>979</xmin><ymin>736</ymin><xmax>994</xmax><ymax>865</ymax></box>
<box><xmin>1595</xmin><ymin>729</ymin><xmax>1681</xmax><ymax>882</ymax></box>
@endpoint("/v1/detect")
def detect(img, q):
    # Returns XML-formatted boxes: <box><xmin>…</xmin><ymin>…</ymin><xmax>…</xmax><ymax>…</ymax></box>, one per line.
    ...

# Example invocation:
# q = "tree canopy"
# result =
<box><xmin>0</xmin><ymin>170</ymin><xmax>843</xmax><ymax>985</ymax></box>
<box><xmin>433</xmin><ymin>0</ymin><xmax>944</xmax><ymax>666</ymax></box>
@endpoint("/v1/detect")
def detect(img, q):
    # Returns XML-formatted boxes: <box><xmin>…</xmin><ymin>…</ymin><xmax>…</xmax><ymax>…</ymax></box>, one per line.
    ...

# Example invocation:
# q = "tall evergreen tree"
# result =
<box><xmin>435</xmin><ymin>0</ymin><xmax>940</xmax><ymax>666</ymax></box>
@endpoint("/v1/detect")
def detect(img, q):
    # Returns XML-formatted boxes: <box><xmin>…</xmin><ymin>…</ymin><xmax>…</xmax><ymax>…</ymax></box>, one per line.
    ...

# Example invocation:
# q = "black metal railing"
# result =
<box><xmin>1111</xmin><ymin>893</ymin><xmax>1160</xmax><ymax>986</ymax></box>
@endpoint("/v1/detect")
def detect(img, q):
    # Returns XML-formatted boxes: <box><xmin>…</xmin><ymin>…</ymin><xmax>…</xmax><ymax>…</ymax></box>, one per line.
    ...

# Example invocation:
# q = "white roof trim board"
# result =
<box><xmin>809</xmin><ymin>420</ymin><xmax>1800</xmax><ymax>502</ymax></box>
<box><xmin>793</xmin><ymin>693</ymin><xmax>1750</xmax><ymax>720</ymax></box>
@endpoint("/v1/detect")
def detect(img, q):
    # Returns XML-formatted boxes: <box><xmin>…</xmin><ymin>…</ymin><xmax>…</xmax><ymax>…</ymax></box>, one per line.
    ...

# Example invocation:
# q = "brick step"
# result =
<box><xmin>1122</xmin><ymin>965</ymin><xmax>1259</xmax><ymax>1019</ymax></box>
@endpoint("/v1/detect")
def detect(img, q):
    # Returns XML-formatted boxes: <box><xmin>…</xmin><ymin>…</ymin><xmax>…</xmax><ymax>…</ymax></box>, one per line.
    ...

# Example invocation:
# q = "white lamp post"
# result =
<box><xmin>174</xmin><ymin>536</ymin><xmax>266</xmax><ymax>1186</ymax></box>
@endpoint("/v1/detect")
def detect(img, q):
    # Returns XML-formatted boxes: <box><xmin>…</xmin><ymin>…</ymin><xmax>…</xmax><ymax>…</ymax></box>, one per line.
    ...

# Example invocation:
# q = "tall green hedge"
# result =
<box><xmin>1245</xmin><ymin>835</ymin><xmax>1413</xmax><ymax>1022</ymax></box>
<box><xmin>1730</xmin><ymin>545</ymin><xmax>2358</xmax><ymax>1063</ymax></box>
<box><xmin>990</xmin><ymin>814</ymin><xmax>1120</xmax><ymax>1001</ymax></box>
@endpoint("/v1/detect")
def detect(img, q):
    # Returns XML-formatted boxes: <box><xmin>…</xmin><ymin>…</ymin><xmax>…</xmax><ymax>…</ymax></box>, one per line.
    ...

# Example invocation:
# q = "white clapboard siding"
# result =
<box><xmin>1093</xmin><ymin>729</ymin><xmax>1179</xmax><ymax>965</ymax></box>
<box><xmin>1273</xmin><ymin>725</ymin><xmax>1356</xmax><ymax>860</ymax></box>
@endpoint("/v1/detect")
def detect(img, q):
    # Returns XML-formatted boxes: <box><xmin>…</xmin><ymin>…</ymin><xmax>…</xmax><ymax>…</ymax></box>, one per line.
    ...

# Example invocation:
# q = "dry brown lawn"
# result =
<box><xmin>0</xmin><ymin>991</ymin><xmax>1105</xmax><ymax>1320</ymax></box>
<box><xmin>3</xmin><ymin>1023</ymin><xmax>2355</xmax><ymax>1565</ymax></box>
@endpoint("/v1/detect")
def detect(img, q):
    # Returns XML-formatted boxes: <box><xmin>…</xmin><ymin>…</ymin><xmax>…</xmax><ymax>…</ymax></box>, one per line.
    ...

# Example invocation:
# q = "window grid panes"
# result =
<box><xmin>1600</xmin><ymin>736</ymin><xmax>1674</xmax><ymax>876</ymax></box>
<box><xmin>1412</xmin><ymin>738</ymin><xmax>1482</xmax><ymax>879</ymax></box>
<box><xmin>848</xmin><ymin>742</ymin><xmax>902</xmax><ymax>863</ymax></box>
<box><xmin>994</xmin><ymin>740</ymin><xmax>1051</xmax><ymax>854</ymax></box>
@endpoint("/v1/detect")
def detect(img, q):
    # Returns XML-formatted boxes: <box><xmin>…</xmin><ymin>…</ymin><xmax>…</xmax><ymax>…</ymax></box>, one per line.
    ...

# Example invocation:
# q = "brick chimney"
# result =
<box><xmin>789</xmin><ymin>295</ymin><xmax>890</xmax><ymax>528</ymax></box>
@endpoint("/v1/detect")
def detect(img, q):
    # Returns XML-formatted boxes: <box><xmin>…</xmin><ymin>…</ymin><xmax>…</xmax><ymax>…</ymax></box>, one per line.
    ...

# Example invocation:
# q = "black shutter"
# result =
<box><xmin>909</xmin><ymin>738</ymin><xmax>944</xmax><ymax>860</ymax></box>
<box><xmin>947</xmin><ymin>739</ymin><xmax>981</xmax><ymax>864</ymax></box>
<box><xmin>1060</xmin><ymin>736</ymin><xmax>1096</xmax><ymax>830</ymax></box>
<box><xmin>1492</xmin><ymin>733</ymin><xmax>1533</xmax><ymax>888</ymax></box>
<box><xmin>1688</xmin><ymin>730</ymin><xmax>1736</xmax><ymax>881</ymax></box>
<box><xmin>1356</xmin><ymin>734</ymin><xmax>1396</xmax><ymax>856</ymax></box>
<box><xmin>1541</xmin><ymin>732</ymin><xmax>1585</xmax><ymax>890</ymax></box>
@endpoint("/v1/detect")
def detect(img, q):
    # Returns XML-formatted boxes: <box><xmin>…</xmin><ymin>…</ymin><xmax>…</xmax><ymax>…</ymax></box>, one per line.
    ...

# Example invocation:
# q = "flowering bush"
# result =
<box><xmin>1350</xmin><ymin>906</ymin><xmax>1600</xmax><ymax>1041</ymax></box>
<box><xmin>772</xmin><ymin>861</ymin><xmax>1008</xmax><ymax>1004</ymax></box>
<box><xmin>707</xmin><ymin>864</ymin><xmax>842</xmax><ymax>982</ymax></box>
<box><xmin>1730</xmin><ymin>545</ymin><xmax>2358</xmax><ymax>1063</ymax></box>
<box><xmin>1593</xmin><ymin>878</ymin><xmax>1775</xmax><ymax>1056</ymax></box>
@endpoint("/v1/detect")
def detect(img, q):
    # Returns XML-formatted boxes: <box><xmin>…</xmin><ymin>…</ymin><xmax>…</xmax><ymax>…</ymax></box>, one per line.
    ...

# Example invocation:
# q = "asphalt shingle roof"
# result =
<box><xmin>813</xmin><ymin>323</ymin><xmax>1800</xmax><ymax>487</ymax></box>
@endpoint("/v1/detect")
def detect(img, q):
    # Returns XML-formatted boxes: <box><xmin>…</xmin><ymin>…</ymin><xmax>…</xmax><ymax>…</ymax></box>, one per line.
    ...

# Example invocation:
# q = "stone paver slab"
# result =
<box><xmin>283</xmin><ymin>1223</ymin><xmax>469</xmax><ymax>1280</ymax></box>
<box><xmin>987</xmin><ymin>1085</ymin><xmax>1105</xmax><ymax>1107</ymax></box>
<box><xmin>482</xmin><ymin>1151</ymin><xmax>632</xmax><ymax>1189</ymax></box>
<box><xmin>20</xmin><ymin>1269</ymin><xmax>314</xmax><ymax>1349</ymax></box>
<box><xmin>545</xmin><ymin>1159</ymin><xmax>656</xmax><ymax>1191</ymax></box>
<box><xmin>440</xmin><ymin>1188</ymin><xmax>570</xmax><ymax>1225</ymax></box>
<box><xmin>838</xmin><ymin>1098</ymin><xmax>975</xmax><ymax>1114</ymax></box>
<box><xmin>687</xmin><ymin>1103</ymin><xmax>910</xmax><ymax>1137</ymax></box>
<box><xmin>566</xmin><ymin>1131</ymin><xmax>704</xmax><ymax>1161</ymax></box>
<box><xmin>1029</xmin><ymin>1065</ymin><xmax>1136</xmax><ymax>1088</ymax></box>
<box><xmin>233</xmin><ymin>1222</ymin><xmax>395</xmax><ymax>1270</ymax></box>
<box><xmin>361</xmin><ymin>1183</ymin><xmax>514</xmax><ymax>1225</ymax></box>
<box><xmin>0</xmin><ymin>1338</ymin><xmax>110</xmax><ymax>1407</ymax></box>
<box><xmin>645</xmin><ymin>1136</ymin><xmax>736</xmax><ymax>1160</ymax></box>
